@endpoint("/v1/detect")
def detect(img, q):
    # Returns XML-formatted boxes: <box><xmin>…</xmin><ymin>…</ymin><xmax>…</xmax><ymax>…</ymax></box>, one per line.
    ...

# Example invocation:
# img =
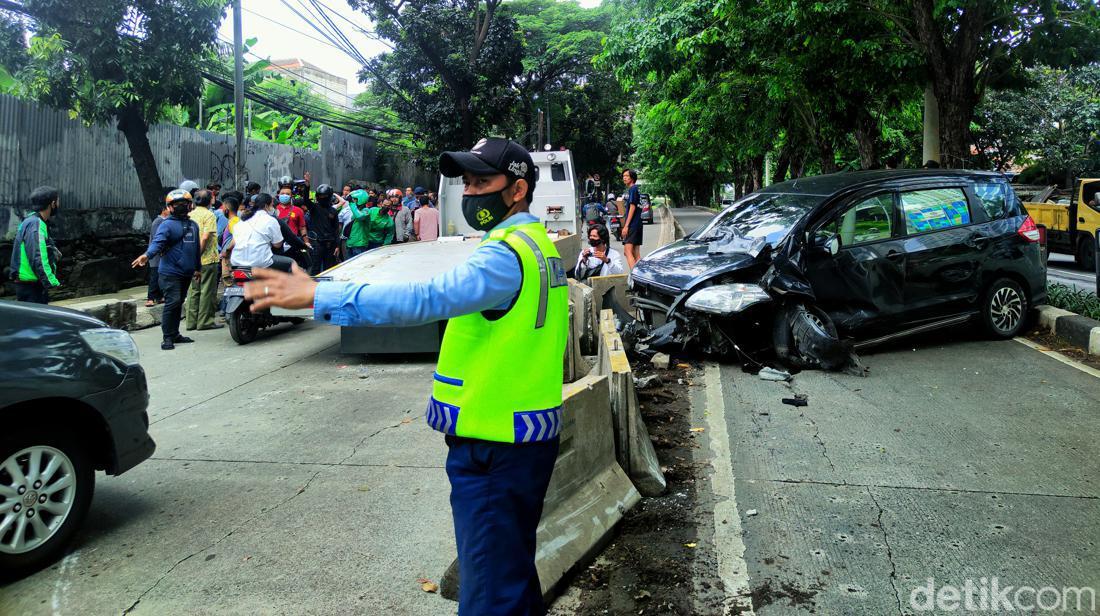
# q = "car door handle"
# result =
<box><xmin>886</xmin><ymin>250</ymin><xmax>904</xmax><ymax>260</ymax></box>
<box><xmin>966</xmin><ymin>234</ymin><xmax>989</xmax><ymax>247</ymax></box>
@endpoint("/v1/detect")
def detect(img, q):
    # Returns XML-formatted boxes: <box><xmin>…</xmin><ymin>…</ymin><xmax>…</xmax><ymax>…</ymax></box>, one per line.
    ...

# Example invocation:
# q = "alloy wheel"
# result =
<box><xmin>990</xmin><ymin>286</ymin><xmax>1023</xmax><ymax>334</ymax></box>
<box><xmin>0</xmin><ymin>446</ymin><xmax>77</xmax><ymax>555</ymax></box>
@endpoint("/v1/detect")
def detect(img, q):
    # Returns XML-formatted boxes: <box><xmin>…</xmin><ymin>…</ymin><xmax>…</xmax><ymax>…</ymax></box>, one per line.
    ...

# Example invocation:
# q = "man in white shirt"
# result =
<box><xmin>575</xmin><ymin>223</ymin><xmax>625</xmax><ymax>280</ymax></box>
<box><xmin>226</xmin><ymin>193</ymin><xmax>290</xmax><ymax>270</ymax></box>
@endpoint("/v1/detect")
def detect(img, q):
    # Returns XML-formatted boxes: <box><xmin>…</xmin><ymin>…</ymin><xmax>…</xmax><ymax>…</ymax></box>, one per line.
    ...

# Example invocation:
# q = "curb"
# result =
<box><xmin>59</xmin><ymin>296</ymin><xmax>162</xmax><ymax>331</ymax></box>
<box><xmin>1035</xmin><ymin>304</ymin><xmax>1100</xmax><ymax>355</ymax></box>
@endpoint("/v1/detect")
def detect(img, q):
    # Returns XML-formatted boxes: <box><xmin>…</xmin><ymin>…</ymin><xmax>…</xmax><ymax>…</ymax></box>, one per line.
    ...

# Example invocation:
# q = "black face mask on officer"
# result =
<box><xmin>462</xmin><ymin>180</ymin><xmax>517</xmax><ymax>231</ymax></box>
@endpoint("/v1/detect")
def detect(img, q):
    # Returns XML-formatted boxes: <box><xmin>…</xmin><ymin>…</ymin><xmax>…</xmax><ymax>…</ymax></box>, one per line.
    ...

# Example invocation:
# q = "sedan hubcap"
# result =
<box><xmin>0</xmin><ymin>446</ymin><xmax>77</xmax><ymax>555</ymax></box>
<box><xmin>991</xmin><ymin>287</ymin><xmax>1023</xmax><ymax>333</ymax></box>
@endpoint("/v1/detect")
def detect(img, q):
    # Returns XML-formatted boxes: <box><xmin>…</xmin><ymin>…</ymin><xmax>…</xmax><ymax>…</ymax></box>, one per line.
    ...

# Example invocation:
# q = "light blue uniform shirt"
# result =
<box><xmin>313</xmin><ymin>213</ymin><xmax>539</xmax><ymax>327</ymax></box>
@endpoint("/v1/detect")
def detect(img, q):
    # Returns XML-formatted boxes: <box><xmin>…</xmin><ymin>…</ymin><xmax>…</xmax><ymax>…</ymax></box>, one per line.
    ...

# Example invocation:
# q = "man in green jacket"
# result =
<box><xmin>8</xmin><ymin>186</ymin><xmax>61</xmax><ymax>304</ymax></box>
<box><xmin>344</xmin><ymin>189</ymin><xmax>374</xmax><ymax>257</ymax></box>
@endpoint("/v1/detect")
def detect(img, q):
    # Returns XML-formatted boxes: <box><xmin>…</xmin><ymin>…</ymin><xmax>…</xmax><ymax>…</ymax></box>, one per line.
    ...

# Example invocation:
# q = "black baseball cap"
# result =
<box><xmin>439</xmin><ymin>138</ymin><xmax>537</xmax><ymax>192</ymax></box>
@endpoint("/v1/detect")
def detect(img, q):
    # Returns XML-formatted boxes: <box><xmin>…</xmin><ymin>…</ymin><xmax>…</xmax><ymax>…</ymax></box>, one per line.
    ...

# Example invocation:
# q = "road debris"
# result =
<box><xmin>650</xmin><ymin>352</ymin><xmax>671</xmax><ymax>370</ymax></box>
<box><xmin>417</xmin><ymin>578</ymin><xmax>439</xmax><ymax>593</ymax></box>
<box><xmin>781</xmin><ymin>394</ymin><xmax>809</xmax><ymax>407</ymax></box>
<box><xmin>758</xmin><ymin>366</ymin><xmax>792</xmax><ymax>382</ymax></box>
<box><xmin>634</xmin><ymin>374</ymin><xmax>663</xmax><ymax>389</ymax></box>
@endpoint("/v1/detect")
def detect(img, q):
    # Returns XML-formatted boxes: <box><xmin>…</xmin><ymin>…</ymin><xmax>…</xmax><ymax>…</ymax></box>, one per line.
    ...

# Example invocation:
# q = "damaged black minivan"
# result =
<box><xmin>630</xmin><ymin>170</ymin><xmax>1046</xmax><ymax>370</ymax></box>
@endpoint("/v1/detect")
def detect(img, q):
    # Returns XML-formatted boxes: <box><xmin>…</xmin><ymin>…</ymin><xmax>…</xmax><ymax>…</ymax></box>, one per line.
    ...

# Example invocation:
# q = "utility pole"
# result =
<box><xmin>232</xmin><ymin>0</ymin><xmax>247</xmax><ymax>189</ymax></box>
<box><xmin>537</xmin><ymin>109</ymin><xmax>544</xmax><ymax>151</ymax></box>
<box><xmin>922</xmin><ymin>85</ymin><xmax>941</xmax><ymax>166</ymax></box>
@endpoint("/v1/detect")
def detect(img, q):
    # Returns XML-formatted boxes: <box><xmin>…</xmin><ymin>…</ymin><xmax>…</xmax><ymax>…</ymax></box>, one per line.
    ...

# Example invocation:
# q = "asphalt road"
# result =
<box><xmin>1048</xmin><ymin>253</ymin><xmax>1098</xmax><ymax>295</ymax></box>
<box><xmin>695</xmin><ymin>334</ymin><xmax>1100</xmax><ymax>614</ymax></box>
<box><xmin>670</xmin><ymin>206</ymin><xmax>719</xmax><ymax>238</ymax></box>
<box><xmin>1</xmin><ymin>322</ymin><xmax>461</xmax><ymax>615</ymax></box>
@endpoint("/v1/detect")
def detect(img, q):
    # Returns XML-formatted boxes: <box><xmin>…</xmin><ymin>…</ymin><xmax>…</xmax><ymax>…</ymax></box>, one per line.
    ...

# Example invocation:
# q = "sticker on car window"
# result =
<box><xmin>905</xmin><ymin>200</ymin><xmax>970</xmax><ymax>232</ymax></box>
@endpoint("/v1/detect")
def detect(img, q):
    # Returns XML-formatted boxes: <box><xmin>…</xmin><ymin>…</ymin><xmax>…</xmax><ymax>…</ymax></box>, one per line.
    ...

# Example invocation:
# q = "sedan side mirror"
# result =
<box><xmin>825</xmin><ymin>236</ymin><xmax>841</xmax><ymax>256</ymax></box>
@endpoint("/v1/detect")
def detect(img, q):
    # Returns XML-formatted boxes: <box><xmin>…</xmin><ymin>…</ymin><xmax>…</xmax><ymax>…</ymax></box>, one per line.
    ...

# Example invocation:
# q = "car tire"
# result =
<box><xmin>0</xmin><ymin>427</ymin><xmax>95</xmax><ymax>577</ymax></box>
<box><xmin>1077</xmin><ymin>235</ymin><xmax>1096</xmax><ymax>271</ymax></box>
<box><xmin>980</xmin><ymin>278</ymin><xmax>1028</xmax><ymax>339</ymax></box>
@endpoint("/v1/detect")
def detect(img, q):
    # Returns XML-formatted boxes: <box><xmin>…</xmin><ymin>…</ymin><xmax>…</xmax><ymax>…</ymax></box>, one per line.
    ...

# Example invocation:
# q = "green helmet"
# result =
<box><xmin>348</xmin><ymin>189</ymin><xmax>370</xmax><ymax>206</ymax></box>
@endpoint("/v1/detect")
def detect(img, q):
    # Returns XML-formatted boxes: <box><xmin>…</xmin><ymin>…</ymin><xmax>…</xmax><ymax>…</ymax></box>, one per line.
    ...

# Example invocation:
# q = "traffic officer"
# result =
<box><xmin>243</xmin><ymin>138</ymin><xmax>567</xmax><ymax>615</ymax></box>
<box><xmin>9</xmin><ymin>185</ymin><xmax>61</xmax><ymax>304</ymax></box>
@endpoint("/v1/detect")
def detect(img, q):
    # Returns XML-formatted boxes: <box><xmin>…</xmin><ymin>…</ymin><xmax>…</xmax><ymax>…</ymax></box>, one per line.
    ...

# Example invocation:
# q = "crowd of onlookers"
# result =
<box><xmin>124</xmin><ymin>175</ymin><xmax>442</xmax><ymax>349</ymax></box>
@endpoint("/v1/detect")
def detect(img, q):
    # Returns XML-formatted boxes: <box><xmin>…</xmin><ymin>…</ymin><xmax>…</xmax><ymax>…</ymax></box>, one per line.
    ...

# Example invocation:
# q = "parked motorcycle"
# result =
<box><xmin>224</xmin><ymin>266</ymin><xmax>303</xmax><ymax>344</ymax></box>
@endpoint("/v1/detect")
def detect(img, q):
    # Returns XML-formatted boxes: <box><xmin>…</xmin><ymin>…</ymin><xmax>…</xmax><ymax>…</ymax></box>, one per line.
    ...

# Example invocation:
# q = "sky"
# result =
<box><xmin>217</xmin><ymin>0</ymin><xmax>604</xmax><ymax>103</ymax></box>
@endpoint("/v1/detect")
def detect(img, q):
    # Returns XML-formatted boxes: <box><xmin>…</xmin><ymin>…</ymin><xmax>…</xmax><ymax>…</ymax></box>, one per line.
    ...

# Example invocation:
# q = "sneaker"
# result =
<box><xmin>173</xmin><ymin>335</ymin><xmax>195</xmax><ymax>344</ymax></box>
<box><xmin>161</xmin><ymin>340</ymin><xmax>175</xmax><ymax>350</ymax></box>
<box><xmin>197</xmin><ymin>323</ymin><xmax>225</xmax><ymax>331</ymax></box>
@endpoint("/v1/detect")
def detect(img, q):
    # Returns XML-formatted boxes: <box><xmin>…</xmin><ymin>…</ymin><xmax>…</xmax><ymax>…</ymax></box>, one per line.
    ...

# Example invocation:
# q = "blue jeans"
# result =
<box><xmin>445</xmin><ymin>435</ymin><xmax>559</xmax><ymax>616</ymax></box>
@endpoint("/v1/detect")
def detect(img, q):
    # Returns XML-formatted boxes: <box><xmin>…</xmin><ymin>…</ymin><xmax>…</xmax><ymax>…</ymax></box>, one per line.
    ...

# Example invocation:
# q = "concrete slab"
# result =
<box><xmin>712</xmin><ymin>336</ymin><xmax>1100</xmax><ymax>613</ymax></box>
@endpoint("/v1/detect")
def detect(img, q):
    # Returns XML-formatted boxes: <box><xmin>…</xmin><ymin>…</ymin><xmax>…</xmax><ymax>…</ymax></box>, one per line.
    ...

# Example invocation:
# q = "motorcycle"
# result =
<box><xmin>606</xmin><ymin>212</ymin><xmax>623</xmax><ymax>240</ymax></box>
<box><xmin>224</xmin><ymin>266</ymin><xmax>304</xmax><ymax>344</ymax></box>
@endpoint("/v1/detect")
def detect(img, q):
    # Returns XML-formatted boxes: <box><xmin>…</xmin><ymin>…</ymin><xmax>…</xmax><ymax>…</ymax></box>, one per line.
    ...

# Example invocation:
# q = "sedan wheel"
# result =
<box><xmin>0</xmin><ymin>430</ymin><xmax>94</xmax><ymax>575</ymax></box>
<box><xmin>981</xmin><ymin>278</ymin><xmax>1027</xmax><ymax>339</ymax></box>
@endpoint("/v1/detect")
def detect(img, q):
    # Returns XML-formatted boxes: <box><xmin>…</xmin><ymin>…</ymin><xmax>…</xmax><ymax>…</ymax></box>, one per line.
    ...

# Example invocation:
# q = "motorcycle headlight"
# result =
<box><xmin>684</xmin><ymin>283</ymin><xmax>771</xmax><ymax>315</ymax></box>
<box><xmin>80</xmin><ymin>328</ymin><xmax>141</xmax><ymax>366</ymax></box>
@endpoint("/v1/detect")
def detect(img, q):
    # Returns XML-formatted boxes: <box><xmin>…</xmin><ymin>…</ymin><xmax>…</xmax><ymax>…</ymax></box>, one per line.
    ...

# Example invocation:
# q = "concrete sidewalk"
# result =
<box><xmin>53</xmin><ymin>285</ymin><xmax>163</xmax><ymax>331</ymax></box>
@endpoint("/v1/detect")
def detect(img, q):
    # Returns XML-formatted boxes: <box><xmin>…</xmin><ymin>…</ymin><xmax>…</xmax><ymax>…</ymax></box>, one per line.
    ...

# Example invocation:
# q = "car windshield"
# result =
<box><xmin>692</xmin><ymin>193</ymin><xmax>822</xmax><ymax>246</ymax></box>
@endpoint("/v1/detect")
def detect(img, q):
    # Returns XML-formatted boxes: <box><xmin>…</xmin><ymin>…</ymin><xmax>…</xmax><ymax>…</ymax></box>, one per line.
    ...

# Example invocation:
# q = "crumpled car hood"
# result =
<box><xmin>632</xmin><ymin>239</ymin><xmax>757</xmax><ymax>291</ymax></box>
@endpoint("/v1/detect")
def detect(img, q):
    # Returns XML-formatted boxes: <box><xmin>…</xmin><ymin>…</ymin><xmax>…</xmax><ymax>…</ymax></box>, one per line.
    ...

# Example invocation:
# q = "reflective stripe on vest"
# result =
<box><xmin>428</xmin><ymin>221</ymin><xmax>568</xmax><ymax>443</ymax></box>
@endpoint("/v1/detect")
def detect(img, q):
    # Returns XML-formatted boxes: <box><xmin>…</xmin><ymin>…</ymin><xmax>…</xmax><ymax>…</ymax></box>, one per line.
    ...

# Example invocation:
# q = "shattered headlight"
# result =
<box><xmin>684</xmin><ymin>283</ymin><xmax>771</xmax><ymax>315</ymax></box>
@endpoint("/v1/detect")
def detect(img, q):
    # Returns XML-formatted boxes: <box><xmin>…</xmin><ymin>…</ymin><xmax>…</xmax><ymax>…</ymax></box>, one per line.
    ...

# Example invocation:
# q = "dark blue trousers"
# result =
<box><xmin>446</xmin><ymin>435</ymin><xmax>559</xmax><ymax>616</ymax></box>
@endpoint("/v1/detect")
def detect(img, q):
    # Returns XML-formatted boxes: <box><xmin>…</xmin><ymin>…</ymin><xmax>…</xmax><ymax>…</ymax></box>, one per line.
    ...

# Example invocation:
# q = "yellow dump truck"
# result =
<box><xmin>1024</xmin><ymin>178</ymin><xmax>1100</xmax><ymax>269</ymax></box>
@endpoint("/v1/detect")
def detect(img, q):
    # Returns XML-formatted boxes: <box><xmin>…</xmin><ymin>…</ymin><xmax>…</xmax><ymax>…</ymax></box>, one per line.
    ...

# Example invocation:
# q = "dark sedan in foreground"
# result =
<box><xmin>0</xmin><ymin>300</ymin><xmax>155</xmax><ymax>576</ymax></box>
<box><xmin>630</xmin><ymin>170</ymin><xmax>1046</xmax><ymax>370</ymax></box>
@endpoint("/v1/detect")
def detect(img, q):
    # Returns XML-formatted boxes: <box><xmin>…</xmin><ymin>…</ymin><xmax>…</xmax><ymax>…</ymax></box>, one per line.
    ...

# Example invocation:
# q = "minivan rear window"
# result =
<box><xmin>974</xmin><ymin>183</ymin><xmax>1007</xmax><ymax>219</ymax></box>
<box><xmin>901</xmin><ymin>188</ymin><xmax>971</xmax><ymax>234</ymax></box>
<box><xmin>550</xmin><ymin>163</ymin><xmax>567</xmax><ymax>182</ymax></box>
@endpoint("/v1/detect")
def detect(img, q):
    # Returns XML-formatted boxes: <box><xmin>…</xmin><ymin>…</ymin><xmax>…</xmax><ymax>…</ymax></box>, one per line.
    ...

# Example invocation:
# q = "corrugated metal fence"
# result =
<box><xmin>0</xmin><ymin>94</ymin><xmax>379</xmax><ymax>213</ymax></box>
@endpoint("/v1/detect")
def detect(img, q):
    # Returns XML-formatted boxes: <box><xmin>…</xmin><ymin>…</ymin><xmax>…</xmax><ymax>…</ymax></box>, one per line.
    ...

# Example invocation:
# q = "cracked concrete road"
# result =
<box><xmin>1</xmin><ymin>320</ymin><xmax>458</xmax><ymax>615</ymax></box>
<box><xmin>702</xmin><ymin>335</ymin><xmax>1100</xmax><ymax>614</ymax></box>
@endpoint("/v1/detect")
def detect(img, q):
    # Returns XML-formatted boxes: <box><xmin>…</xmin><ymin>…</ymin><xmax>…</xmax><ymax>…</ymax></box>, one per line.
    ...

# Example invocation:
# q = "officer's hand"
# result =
<box><xmin>244</xmin><ymin>264</ymin><xmax>317</xmax><ymax>312</ymax></box>
<box><xmin>131</xmin><ymin>254</ymin><xmax>148</xmax><ymax>269</ymax></box>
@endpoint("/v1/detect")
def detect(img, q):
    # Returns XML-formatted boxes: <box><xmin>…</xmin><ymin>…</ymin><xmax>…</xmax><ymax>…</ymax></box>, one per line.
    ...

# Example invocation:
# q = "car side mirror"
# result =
<box><xmin>825</xmin><ymin>236</ymin><xmax>841</xmax><ymax>256</ymax></box>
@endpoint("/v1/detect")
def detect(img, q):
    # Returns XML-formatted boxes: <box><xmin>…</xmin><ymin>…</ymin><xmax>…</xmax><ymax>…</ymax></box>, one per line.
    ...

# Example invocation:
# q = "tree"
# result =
<box><xmin>975</xmin><ymin>64</ymin><xmax>1100</xmax><ymax>183</ymax></box>
<box><xmin>351</xmin><ymin>0</ymin><xmax>522</xmax><ymax>150</ymax></box>
<box><xmin>1</xmin><ymin>0</ymin><xmax>225</xmax><ymax>216</ymax></box>
<box><xmin>500</xmin><ymin>0</ymin><xmax>632</xmax><ymax>177</ymax></box>
<box><xmin>869</xmin><ymin>0</ymin><xmax>1100</xmax><ymax>168</ymax></box>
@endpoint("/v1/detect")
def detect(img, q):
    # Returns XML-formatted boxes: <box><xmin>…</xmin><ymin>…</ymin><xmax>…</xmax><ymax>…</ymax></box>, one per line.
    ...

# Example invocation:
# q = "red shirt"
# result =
<box><xmin>277</xmin><ymin>204</ymin><xmax>307</xmax><ymax>237</ymax></box>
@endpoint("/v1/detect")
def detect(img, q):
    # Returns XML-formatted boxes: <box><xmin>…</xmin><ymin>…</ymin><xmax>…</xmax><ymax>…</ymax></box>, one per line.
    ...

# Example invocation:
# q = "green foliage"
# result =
<box><xmin>975</xmin><ymin>64</ymin><xmax>1100</xmax><ymax>181</ymax></box>
<box><xmin>9</xmin><ymin>0</ymin><xmax>226</xmax><ymax>126</ymax></box>
<box><xmin>1047</xmin><ymin>283</ymin><xmax>1100</xmax><ymax>320</ymax></box>
<box><xmin>500</xmin><ymin>0</ymin><xmax>631</xmax><ymax>177</ymax></box>
<box><xmin>352</xmin><ymin>0</ymin><xmax>524</xmax><ymax>151</ymax></box>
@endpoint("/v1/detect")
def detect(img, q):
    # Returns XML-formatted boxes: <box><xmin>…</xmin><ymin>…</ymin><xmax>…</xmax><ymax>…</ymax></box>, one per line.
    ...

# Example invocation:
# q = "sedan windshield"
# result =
<box><xmin>692</xmin><ymin>193</ymin><xmax>823</xmax><ymax>246</ymax></box>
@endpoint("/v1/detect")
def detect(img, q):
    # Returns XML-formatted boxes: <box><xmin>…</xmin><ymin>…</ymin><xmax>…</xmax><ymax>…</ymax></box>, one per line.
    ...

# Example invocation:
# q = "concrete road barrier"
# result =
<box><xmin>587</xmin><ymin>273</ymin><xmax>631</xmax><ymax>320</ymax></box>
<box><xmin>563</xmin><ymin>298</ymin><xmax>591</xmax><ymax>384</ymax></box>
<box><xmin>597</xmin><ymin>309</ymin><xmax>667</xmax><ymax>496</ymax></box>
<box><xmin>440</xmin><ymin>373</ymin><xmax>641</xmax><ymax>601</ymax></box>
<box><xmin>568</xmin><ymin>279</ymin><xmax>598</xmax><ymax>356</ymax></box>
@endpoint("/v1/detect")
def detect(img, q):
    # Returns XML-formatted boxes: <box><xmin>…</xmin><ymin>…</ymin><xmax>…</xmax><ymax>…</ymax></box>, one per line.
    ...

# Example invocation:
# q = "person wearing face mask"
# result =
<box><xmin>131</xmin><ymin>189</ymin><xmax>202</xmax><ymax>350</ymax></box>
<box><xmin>275</xmin><ymin>185</ymin><xmax>311</xmax><ymax>253</ymax></box>
<box><xmin>239</xmin><ymin>138</ymin><xmax>567</xmax><ymax>616</ymax></box>
<box><xmin>9</xmin><ymin>185</ymin><xmax>62</xmax><ymax>304</ymax></box>
<box><xmin>575</xmin><ymin>223</ymin><xmax>625</xmax><ymax>280</ymax></box>
<box><xmin>365</xmin><ymin>194</ymin><xmax>396</xmax><ymax>250</ymax></box>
